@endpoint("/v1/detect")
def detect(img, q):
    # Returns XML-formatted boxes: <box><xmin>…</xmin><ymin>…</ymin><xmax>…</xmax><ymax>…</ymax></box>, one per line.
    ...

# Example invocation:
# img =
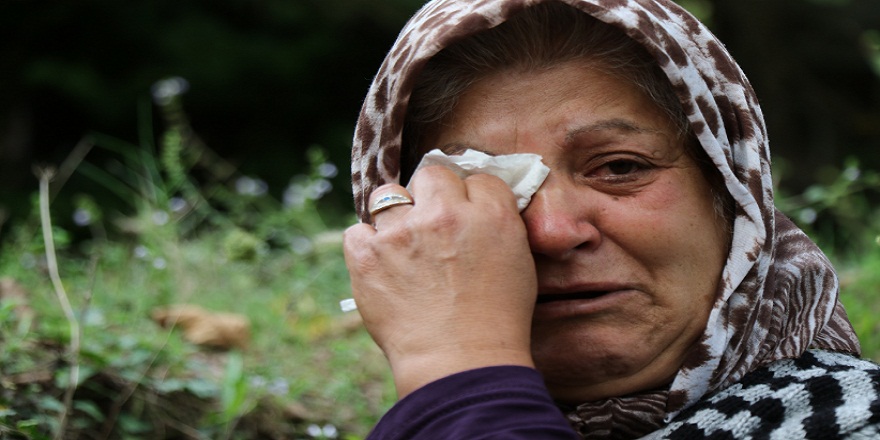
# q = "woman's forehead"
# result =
<box><xmin>429</xmin><ymin>63</ymin><xmax>679</xmax><ymax>145</ymax></box>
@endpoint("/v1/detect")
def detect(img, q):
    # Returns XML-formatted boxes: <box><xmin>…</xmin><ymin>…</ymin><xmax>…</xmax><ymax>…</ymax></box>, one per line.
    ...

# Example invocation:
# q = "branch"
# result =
<box><xmin>36</xmin><ymin>166</ymin><xmax>82</xmax><ymax>439</ymax></box>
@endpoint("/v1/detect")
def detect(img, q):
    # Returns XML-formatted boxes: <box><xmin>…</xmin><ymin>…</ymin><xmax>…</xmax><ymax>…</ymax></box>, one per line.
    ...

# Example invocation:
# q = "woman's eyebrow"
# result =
<box><xmin>565</xmin><ymin>118</ymin><xmax>660</xmax><ymax>143</ymax></box>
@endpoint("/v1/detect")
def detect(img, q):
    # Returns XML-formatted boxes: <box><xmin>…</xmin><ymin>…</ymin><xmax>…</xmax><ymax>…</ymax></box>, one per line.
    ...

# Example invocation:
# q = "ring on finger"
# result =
<box><xmin>369</xmin><ymin>193</ymin><xmax>414</xmax><ymax>216</ymax></box>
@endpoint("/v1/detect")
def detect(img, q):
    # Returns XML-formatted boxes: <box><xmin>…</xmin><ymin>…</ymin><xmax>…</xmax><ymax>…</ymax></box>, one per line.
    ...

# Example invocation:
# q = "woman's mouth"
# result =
<box><xmin>536</xmin><ymin>291</ymin><xmax>610</xmax><ymax>304</ymax></box>
<box><xmin>533</xmin><ymin>289</ymin><xmax>634</xmax><ymax>319</ymax></box>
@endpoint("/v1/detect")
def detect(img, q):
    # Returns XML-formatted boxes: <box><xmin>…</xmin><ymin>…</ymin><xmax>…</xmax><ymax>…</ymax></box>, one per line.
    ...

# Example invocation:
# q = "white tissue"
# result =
<box><xmin>410</xmin><ymin>149</ymin><xmax>550</xmax><ymax>211</ymax></box>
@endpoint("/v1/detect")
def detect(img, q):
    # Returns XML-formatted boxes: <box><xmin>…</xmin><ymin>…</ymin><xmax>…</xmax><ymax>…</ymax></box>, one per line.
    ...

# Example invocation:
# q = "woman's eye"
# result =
<box><xmin>580</xmin><ymin>157</ymin><xmax>654</xmax><ymax>192</ymax></box>
<box><xmin>602</xmin><ymin>160</ymin><xmax>641</xmax><ymax>176</ymax></box>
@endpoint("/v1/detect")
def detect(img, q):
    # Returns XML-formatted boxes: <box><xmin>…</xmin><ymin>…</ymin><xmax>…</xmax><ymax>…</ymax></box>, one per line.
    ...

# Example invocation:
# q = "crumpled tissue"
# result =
<box><xmin>409</xmin><ymin>149</ymin><xmax>550</xmax><ymax>211</ymax></box>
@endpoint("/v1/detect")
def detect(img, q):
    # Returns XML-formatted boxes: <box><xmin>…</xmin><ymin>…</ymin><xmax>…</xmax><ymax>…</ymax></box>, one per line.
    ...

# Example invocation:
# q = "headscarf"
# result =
<box><xmin>350</xmin><ymin>0</ymin><xmax>861</xmax><ymax>437</ymax></box>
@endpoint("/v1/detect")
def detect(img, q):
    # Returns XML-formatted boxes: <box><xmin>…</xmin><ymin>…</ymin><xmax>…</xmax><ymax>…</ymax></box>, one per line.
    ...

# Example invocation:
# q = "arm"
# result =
<box><xmin>367</xmin><ymin>366</ymin><xmax>579</xmax><ymax>440</ymax></box>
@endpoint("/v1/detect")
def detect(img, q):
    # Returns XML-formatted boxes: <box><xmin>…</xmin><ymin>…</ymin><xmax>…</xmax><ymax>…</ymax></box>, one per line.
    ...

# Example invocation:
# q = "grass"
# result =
<box><xmin>0</xmin><ymin>199</ymin><xmax>396</xmax><ymax>439</ymax></box>
<box><xmin>0</xmin><ymin>199</ymin><xmax>394</xmax><ymax>438</ymax></box>
<box><xmin>0</xmin><ymin>94</ymin><xmax>397</xmax><ymax>437</ymax></box>
<box><xmin>774</xmin><ymin>156</ymin><xmax>880</xmax><ymax>362</ymax></box>
<box><xmin>837</xmin><ymin>242</ymin><xmax>880</xmax><ymax>362</ymax></box>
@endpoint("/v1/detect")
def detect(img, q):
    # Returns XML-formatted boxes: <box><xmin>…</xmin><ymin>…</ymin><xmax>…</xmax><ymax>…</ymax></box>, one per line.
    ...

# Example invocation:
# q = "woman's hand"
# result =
<box><xmin>343</xmin><ymin>165</ymin><xmax>538</xmax><ymax>398</ymax></box>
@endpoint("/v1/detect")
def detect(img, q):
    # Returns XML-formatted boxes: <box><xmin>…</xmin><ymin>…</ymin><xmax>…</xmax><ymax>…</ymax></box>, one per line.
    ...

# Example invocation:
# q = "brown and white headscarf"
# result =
<box><xmin>350</xmin><ymin>0</ymin><xmax>861</xmax><ymax>437</ymax></box>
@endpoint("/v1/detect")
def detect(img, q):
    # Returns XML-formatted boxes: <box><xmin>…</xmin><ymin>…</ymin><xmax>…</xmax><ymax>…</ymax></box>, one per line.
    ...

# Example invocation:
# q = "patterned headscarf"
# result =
<box><xmin>350</xmin><ymin>0</ymin><xmax>861</xmax><ymax>437</ymax></box>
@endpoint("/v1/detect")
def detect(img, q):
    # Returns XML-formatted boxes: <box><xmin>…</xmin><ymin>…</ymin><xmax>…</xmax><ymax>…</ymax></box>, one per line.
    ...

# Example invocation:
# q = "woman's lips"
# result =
<box><xmin>533</xmin><ymin>289</ymin><xmax>632</xmax><ymax>319</ymax></box>
<box><xmin>535</xmin><ymin>291</ymin><xmax>610</xmax><ymax>304</ymax></box>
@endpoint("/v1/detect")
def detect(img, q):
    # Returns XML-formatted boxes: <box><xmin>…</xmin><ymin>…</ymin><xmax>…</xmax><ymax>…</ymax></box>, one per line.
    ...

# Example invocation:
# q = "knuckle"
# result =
<box><xmin>466</xmin><ymin>175</ymin><xmax>517</xmax><ymax>202</ymax></box>
<box><xmin>413</xmin><ymin>165</ymin><xmax>455</xmax><ymax>181</ymax></box>
<box><xmin>418</xmin><ymin>164</ymin><xmax>449</xmax><ymax>176</ymax></box>
<box><xmin>343</xmin><ymin>225</ymin><xmax>378</xmax><ymax>264</ymax></box>
<box><xmin>380</xmin><ymin>223</ymin><xmax>416</xmax><ymax>247</ymax></box>
<box><xmin>352</xmin><ymin>248</ymin><xmax>382</xmax><ymax>274</ymax></box>
<box><xmin>425</xmin><ymin>209</ymin><xmax>462</xmax><ymax>232</ymax></box>
<box><xmin>465</xmin><ymin>172</ymin><xmax>503</xmax><ymax>185</ymax></box>
<box><xmin>344</xmin><ymin>243</ymin><xmax>381</xmax><ymax>275</ymax></box>
<box><xmin>405</xmin><ymin>206</ymin><xmax>463</xmax><ymax>237</ymax></box>
<box><xmin>342</xmin><ymin>223</ymin><xmax>370</xmax><ymax>246</ymax></box>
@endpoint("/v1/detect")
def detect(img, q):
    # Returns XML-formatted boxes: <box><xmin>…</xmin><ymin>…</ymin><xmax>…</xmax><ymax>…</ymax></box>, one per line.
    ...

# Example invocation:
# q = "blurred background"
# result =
<box><xmin>1</xmin><ymin>0</ymin><xmax>424</xmax><ymax>235</ymax></box>
<box><xmin>1</xmin><ymin>0</ymin><xmax>879</xmax><ymax>233</ymax></box>
<box><xmin>1</xmin><ymin>0</ymin><xmax>879</xmax><ymax>438</ymax></box>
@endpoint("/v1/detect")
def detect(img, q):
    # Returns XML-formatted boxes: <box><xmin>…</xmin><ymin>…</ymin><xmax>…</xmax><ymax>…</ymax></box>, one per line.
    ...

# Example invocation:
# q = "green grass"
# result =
<box><xmin>0</xmin><ymin>113</ymin><xmax>396</xmax><ymax>437</ymax></box>
<box><xmin>835</xmin><ymin>239</ymin><xmax>880</xmax><ymax>363</ymax></box>
<box><xmin>0</xmin><ymin>217</ymin><xmax>395</xmax><ymax>439</ymax></box>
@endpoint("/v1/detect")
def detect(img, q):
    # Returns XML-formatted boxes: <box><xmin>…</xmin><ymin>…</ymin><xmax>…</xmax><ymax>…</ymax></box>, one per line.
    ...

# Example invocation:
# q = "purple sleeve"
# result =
<box><xmin>366</xmin><ymin>365</ymin><xmax>580</xmax><ymax>440</ymax></box>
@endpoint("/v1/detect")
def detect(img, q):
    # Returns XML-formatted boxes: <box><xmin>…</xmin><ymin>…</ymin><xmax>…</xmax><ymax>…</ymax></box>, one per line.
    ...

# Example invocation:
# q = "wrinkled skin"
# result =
<box><xmin>344</xmin><ymin>61</ymin><xmax>728</xmax><ymax>402</ymax></box>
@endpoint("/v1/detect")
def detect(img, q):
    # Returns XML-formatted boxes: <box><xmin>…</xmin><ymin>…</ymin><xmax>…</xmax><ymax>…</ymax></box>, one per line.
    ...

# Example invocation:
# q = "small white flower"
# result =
<box><xmin>169</xmin><ymin>197</ymin><xmax>188</xmax><ymax>213</ymax></box>
<box><xmin>267</xmin><ymin>378</ymin><xmax>289</xmax><ymax>396</ymax></box>
<box><xmin>321</xmin><ymin>424</ymin><xmax>338</xmax><ymax>438</ymax></box>
<box><xmin>235</xmin><ymin>176</ymin><xmax>268</xmax><ymax>196</ymax></box>
<box><xmin>843</xmin><ymin>166</ymin><xmax>861</xmax><ymax>182</ymax></box>
<box><xmin>153</xmin><ymin>257</ymin><xmax>167</xmax><ymax>270</ymax></box>
<box><xmin>20</xmin><ymin>253</ymin><xmax>37</xmax><ymax>269</ymax></box>
<box><xmin>134</xmin><ymin>245</ymin><xmax>150</xmax><ymax>259</ymax></box>
<box><xmin>318</xmin><ymin>163</ymin><xmax>338</xmax><ymax>178</ymax></box>
<box><xmin>249</xmin><ymin>375</ymin><xmax>267</xmax><ymax>389</ymax></box>
<box><xmin>72</xmin><ymin>208</ymin><xmax>92</xmax><ymax>226</ymax></box>
<box><xmin>284</xmin><ymin>184</ymin><xmax>307</xmax><ymax>208</ymax></box>
<box><xmin>82</xmin><ymin>309</ymin><xmax>105</xmax><ymax>326</ymax></box>
<box><xmin>291</xmin><ymin>236</ymin><xmax>313</xmax><ymax>255</ymax></box>
<box><xmin>152</xmin><ymin>211</ymin><xmax>170</xmax><ymax>226</ymax></box>
<box><xmin>798</xmin><ymin>208</ymin><xmax>818</xmax><ymax>225</ymax></box>
<box><xmin>151</xmin><ymin>77</ymin><xmax>190</xmax><ymax>105</ymax></box>
<box><xmin>306</xmin><ymin>424</ymin><xmax>323</xmax><ymax>437</ymax></box>
<box><xmin>306</xmin><ymin>179</ymin><xmax>332</xmax><ymax>200</ymax></box>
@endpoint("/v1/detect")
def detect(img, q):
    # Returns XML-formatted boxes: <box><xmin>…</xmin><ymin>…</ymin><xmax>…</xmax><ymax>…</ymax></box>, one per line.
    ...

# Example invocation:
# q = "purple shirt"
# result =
<box><xmin>367</xmin><ymin>366</ymin><xmax>580</xmax><ymax>439</ymax></box>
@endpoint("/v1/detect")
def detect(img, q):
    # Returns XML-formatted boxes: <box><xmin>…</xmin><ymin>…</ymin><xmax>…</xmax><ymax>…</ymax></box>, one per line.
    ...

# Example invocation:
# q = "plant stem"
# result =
<box><xmin>37</xmin><ymin>167</ymin><xmax>82</xmax><ymax>439</ymax></box>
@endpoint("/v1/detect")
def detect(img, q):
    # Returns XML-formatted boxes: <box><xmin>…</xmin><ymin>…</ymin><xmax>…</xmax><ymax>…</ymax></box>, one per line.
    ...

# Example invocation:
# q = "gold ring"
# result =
<box><xmin>369</xmin><ymin>193</ymin><xmax>413</xmax><ymax>216</ymax></box>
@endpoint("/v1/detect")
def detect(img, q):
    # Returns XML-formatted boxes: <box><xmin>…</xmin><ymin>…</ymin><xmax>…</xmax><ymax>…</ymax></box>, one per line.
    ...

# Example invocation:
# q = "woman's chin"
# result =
<box><xmin>530</xmin><ymin>324</ymin><xmax>666</xmax><ymax>402</ymax></box>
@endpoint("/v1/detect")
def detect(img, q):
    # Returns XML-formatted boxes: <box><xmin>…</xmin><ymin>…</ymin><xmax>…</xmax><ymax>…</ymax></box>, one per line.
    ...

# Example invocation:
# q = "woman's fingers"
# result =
<box><xmin>411</xmin><ymin>166</ymin><xmax>518</xmax><ymax>211</ymax></box>
<box><xmin>462</xmin><ymin>173</ymin><xmax>519</xmax><ymax>212</ymax></box>
<box><xmin>407</xmin><ymin>165</ymin><xmax>468</xmax><ymax>201</ymax></box>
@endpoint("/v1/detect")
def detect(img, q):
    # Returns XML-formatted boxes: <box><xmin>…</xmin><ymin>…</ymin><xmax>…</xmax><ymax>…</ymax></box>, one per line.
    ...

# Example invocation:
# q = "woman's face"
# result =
<box><xmin>425</xmin><ymin>61</ymin><xmax>728</xmax><ymax>403</ymax></box>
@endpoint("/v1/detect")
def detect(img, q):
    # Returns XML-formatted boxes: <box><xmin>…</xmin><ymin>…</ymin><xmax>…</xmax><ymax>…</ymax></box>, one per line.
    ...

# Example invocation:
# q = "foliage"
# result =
<box><xmin>707</xmin><ymin>0</ymin><xmax>880</xmax><ymax>192</ymax></box>
<box><xmin>3</xmin><ymin>0</ymin><xmax>879</xmax><ymax>233</ymax></box>
<box><xmin>774</xmin><ymin>156</ymin><xmax>880</xmax><ymax>362</ymax></box>
<box><xmin>775</xmin><ymin>156</ymin><xmax>880</xmax><ymax>255</ymax></box>
<box><xmin>837</xmin><ymin>242</ymin><xmax>880</xmax><ymax>362</ymax></box>
<box><xmin>0</xmin><ymin>0</ymin><xmax>428</xmax><ymax>225</ymax></box>
<box><xmin>0</xmin><ymin>92</ymin><xmax>392</xmax><ymax>438</ymax></box>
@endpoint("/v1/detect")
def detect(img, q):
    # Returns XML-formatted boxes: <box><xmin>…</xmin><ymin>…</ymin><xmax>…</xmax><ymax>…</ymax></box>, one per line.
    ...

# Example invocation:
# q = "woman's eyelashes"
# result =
<box><xmin>582</xmin><ymin>155</ymin><xmax>654</xmax><ymax>182</ymax></box>
<box><xmin>598</xmin><ymin>159</ymin><xmax>647</xmax><ymax>177</ymax></box>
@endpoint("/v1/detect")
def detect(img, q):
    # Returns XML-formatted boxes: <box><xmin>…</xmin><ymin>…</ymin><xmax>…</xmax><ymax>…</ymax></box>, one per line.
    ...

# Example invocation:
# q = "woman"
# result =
<box><xmin>344</xmin><ymin>0</ymin><xmax>879</xmax><ymax>438</ymax></box>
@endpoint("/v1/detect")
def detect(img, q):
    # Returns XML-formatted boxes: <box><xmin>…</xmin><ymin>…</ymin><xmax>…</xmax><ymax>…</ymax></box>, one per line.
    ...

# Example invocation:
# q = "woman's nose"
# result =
<box><xmin>521</xmin><ymin>178</ymin><xmax>601</xmax><ymax>260</ymax></box>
